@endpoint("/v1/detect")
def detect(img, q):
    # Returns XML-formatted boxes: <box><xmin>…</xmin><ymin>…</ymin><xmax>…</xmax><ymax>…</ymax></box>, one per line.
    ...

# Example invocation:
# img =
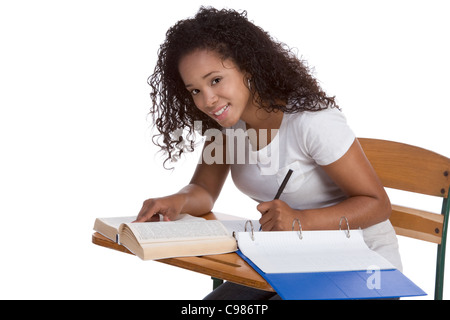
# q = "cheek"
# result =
<box><xmin>225</xmin><ymin>82</ymin><xmax>247</xmax><ymax>102</ymax></box>
<box><xmin>189</xmin><ymin>94</ymin><xmax>202</xmax><ymax>109</ymax></box>
<box><xmin>191</xmin><ymin>96</ymin><xmax>209</xmax><ymax>115</ymax></box>
<box><xmin>234</xmin><ymin>85</ymin><xmax>252</xmax><ymax>105</ymax></box>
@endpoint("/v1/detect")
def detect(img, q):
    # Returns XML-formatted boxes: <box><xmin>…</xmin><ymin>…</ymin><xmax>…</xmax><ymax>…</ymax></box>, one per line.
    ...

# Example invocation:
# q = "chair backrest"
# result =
<box><xmin>358</xmin><ymin>138</ymin><xmax>450</xmax><ymax>300</ymax></box>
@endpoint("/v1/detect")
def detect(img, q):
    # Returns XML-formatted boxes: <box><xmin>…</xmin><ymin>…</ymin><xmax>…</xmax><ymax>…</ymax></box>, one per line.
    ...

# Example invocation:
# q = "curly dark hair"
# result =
<box><xmin>148</xmin><ymin>6</ymin><xmax>338</xmax><ymax>165</ymax></box>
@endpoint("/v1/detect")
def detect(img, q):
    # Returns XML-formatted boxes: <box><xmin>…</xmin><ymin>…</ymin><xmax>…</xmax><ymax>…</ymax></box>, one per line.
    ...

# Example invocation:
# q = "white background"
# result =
<box><xmin>0</xmin><ymin>0</ymin><xmax>449</xmax><ymax>299</ymax></box>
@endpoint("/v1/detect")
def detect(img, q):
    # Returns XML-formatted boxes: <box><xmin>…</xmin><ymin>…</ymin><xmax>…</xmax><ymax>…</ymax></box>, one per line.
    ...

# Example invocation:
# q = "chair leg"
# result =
<box><xmin>435</xmin><ymin>196</ymin><xmax>450</xmax><ymax>300</ymax></box>
<box><xmin>435</xmin><ymin>244</ymin><xmax>445</xmax><ymax>299</ymax></box>
<box><xmin>211</xmin><ymin>277</ymin><xmax>224</xmax><ymax>290</ymax></box>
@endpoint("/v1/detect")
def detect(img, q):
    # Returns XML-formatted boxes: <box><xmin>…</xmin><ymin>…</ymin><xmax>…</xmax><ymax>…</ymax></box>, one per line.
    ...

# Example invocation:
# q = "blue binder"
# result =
<box><xmin>237</xmin><ymin>250</ymin><xmax>426</xmax><ymax>300</ymax></box>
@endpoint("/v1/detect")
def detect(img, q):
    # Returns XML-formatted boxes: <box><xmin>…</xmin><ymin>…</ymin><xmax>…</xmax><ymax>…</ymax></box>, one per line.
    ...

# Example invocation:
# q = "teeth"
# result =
<box><xmin>214</xmin><ymin>105</ymin><xmax>229</xmax><ymax>116</ymax></box>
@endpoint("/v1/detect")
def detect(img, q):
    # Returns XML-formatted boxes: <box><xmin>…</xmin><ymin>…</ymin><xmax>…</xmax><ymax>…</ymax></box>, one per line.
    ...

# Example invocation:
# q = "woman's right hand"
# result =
<box><xmin>133</xmin><ymin>194</ymin><xmax>186</xmax><ymax>222</ymax></box>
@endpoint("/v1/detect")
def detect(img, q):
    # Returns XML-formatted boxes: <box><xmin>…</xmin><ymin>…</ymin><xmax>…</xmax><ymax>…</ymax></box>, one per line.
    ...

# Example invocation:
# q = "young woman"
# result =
<box><xmin>136</xmin><ymin>7</ymin><xmax>402</xmax><ymax>299</ymax></box>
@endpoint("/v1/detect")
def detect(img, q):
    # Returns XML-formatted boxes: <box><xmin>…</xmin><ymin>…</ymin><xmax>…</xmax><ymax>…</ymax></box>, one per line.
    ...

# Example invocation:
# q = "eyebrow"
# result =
<box><xmin>185</xmin><ymin>71</ymin><xmax>220</xmax><ymax>88</ymax></box>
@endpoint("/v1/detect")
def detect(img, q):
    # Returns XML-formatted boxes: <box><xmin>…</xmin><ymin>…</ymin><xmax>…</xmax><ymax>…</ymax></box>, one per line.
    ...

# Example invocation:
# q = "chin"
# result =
<box><xmin>216</xmin><ymin>117</ymin><xmax>240</xmax><ymax>128</ymax></box>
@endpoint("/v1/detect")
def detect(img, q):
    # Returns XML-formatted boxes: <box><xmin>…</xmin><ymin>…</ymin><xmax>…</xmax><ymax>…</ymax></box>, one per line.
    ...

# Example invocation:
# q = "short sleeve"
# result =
<box><xmin>297</xmin><ymin>108</ymin><xmax>356</xmax><ymax>166</ymax></box>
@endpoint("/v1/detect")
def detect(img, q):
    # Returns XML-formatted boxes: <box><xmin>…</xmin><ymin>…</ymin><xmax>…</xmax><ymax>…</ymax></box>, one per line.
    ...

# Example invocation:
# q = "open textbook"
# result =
<box><xmin>93</xmin><ymin>214</ymin><xmax>260</xmax><ymax>260</ymax></box>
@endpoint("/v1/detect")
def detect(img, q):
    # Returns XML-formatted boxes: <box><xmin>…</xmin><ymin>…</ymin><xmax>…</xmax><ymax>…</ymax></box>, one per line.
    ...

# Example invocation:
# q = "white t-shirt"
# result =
<box><xmin>224</xmin><ymin>108</ymin><xmax>403</xmax><ymax>270</ymax></box>
<box><xmin>226</xmin><ymin>108</ymin><xmax>354</xmax><ymax>209</ymax></box>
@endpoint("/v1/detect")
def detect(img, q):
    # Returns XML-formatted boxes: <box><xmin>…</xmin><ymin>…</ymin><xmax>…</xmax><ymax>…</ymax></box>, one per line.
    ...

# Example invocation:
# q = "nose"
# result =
<box><xmin>203</xmin><ymin>88</ymin><xmax>218</xmax><ymax>108</ymax></box>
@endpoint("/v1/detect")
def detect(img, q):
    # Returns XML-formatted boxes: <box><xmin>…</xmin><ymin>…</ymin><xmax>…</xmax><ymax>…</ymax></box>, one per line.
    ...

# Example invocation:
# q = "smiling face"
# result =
<box><xmin>178</xmin><ymin>49</ymin><xmax>257</xmax><ymax>128</ymax></box>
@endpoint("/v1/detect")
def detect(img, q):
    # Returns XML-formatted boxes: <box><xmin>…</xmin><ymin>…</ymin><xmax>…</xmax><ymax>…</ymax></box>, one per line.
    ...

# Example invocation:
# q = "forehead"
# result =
<box><xmin>178</xmin><ymin>49</ymin><xmax>237</xmax><ymax>82</ymax></box>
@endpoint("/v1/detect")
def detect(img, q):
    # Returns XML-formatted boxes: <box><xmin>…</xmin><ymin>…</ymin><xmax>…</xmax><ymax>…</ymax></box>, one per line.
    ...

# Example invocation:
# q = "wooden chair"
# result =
<box><xmin>358</xmin><ymin>138</ymin><xmax>450</xmax><ymax>300</ymax></box>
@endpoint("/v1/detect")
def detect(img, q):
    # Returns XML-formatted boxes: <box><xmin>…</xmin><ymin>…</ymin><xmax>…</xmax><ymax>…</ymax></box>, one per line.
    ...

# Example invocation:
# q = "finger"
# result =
<box><xmin>259</xmin><ymin>210</ymin><xmax>275</xmax><ymax>231</ymax></box>
<box><xmin>134</xmin><ymin>200</ymin><xmax>160</xmax><ymax>222</ymax></box>
<box><xmin>150</xmin><ymin>214</ymin><xmax>162</xmax><ymax>222</ymax></box>
<box><xmin>258</xmin><ymin>201</ymin><xmax>275</xmax><ymax>222</ymax></box>
<box><xmin>259</xmin><ymin>211</ymin><xmax>270</xmax><ymax>226</ymax></box>
<box><xmin>259</xmin><ymin>216</ymin><xmax>275</xmax><ymax>231</ymax></box>
<box><xmin>256</xmin><ymin>201</ymin><xmax>270</xmax><ymax>215</ymax></box>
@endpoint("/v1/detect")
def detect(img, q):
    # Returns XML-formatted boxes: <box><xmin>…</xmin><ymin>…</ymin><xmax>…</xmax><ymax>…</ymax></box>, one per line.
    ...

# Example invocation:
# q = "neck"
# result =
<box><xmin>242</xmin><ymin>107</ymin><xmax>284</xmax><ymax>151</ymax></box>
<box><xmin>242</xmin><ymin>96</ymin><xmax>285</xmax><ymax>130</ymax></box>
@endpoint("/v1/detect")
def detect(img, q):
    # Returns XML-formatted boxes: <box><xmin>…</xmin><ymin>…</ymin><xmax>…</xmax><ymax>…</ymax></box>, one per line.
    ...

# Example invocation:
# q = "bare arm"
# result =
<box><xmin>135</xmin><ymin>138</ymin><xmax>230</xmax><ymax>222</ymax></box>
<box><xmin>258</xmin><ymin>139</ymin><xmax>391</xmax><ymax>230</ymax></box>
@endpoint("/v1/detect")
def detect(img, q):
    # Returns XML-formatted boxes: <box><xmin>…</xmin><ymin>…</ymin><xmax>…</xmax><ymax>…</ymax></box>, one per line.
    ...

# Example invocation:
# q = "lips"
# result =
<box><xmin>213</xmin><ymin>104</ymin><xmax>229</xmax><ymax>116</ymax></box>
<box><xmin>209</xmin><ymin>104</ymin><xmax>230</xmax><ymax>120</ymax></box>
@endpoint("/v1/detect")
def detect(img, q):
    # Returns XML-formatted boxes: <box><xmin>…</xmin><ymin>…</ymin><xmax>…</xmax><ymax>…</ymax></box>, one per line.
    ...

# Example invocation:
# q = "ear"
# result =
<box><xmin>244</xmin><ymin>73</ymin><xmax>253</xmax><ymax>90</ymax></box>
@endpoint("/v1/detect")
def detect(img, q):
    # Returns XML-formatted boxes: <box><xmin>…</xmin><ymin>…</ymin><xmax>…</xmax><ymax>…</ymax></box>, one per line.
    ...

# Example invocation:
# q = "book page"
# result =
<box><xmin>126</xmin><ymin>220</ymin><xmax>230</xmax><ymax>244</ymax></box>
<box><xmin>220</xmin><ymin>219</ymin><xmax>261</xmax><ymax>235</ymax></box>
<box><xmin>97</xmin><ymin>213</ymin><xmax>204</xmax><ymax>229</ymax></box>
<box><xmin>236</xmin><ymin>229</ymin><xmax>395</xmax><ymax>273</ymax></box>
<box><xmin>97</xmin><ymin>216</ymin><xmax>136</xmax><ymax>229</ymax></box>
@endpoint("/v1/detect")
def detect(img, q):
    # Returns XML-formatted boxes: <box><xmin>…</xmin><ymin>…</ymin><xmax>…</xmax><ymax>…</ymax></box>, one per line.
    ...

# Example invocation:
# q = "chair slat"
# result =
<box><xmin>358</xmin><ymin>138</ymin><xmax>450</xmax><ymax>197</ymax></box>
<box><xmin>390</xmin><ymin>204</ymin><xmax>444</xmax><ymax>244</ymax></box>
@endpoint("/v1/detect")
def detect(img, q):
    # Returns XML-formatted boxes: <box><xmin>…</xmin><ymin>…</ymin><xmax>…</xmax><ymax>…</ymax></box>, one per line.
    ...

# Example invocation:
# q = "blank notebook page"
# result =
<box><xmin>235</xmin><ymin>230</ymin><xmax>395</xmax><ymax>274</ymax></box>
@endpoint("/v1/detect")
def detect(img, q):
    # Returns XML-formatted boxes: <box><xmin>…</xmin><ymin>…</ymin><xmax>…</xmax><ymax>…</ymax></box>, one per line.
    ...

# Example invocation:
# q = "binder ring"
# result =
<box><xmin>292</xmin><ymin>218</ymin><xmax>303</xmax><ymax>240</ymax></box>
<box><xmin>245</xmin><ymin>220</ymin><xmax>255</xmax><ymax>241</ymax></box>
<box><xmin>339</xmin><ymin>216</ymin><xmax>351</xmax><ymax>238</ymax></box>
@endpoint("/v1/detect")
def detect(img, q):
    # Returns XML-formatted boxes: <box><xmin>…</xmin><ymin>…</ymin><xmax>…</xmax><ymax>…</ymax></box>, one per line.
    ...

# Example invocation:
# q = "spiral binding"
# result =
<box><xmin>244</xmin><ymin>216</ymin><xmax>351</xmax><ymax>241</ymax></box>
<box><xmin>245</xmin><ymin>220</ymin><xmax>255</xmax><ymax>241</ymax></box>
<box><xmin>339</xmin><ymin>216</ymin><xmax>351</xmax><ymax>238</ymax></box>
<box><xmin>292</xmin><ymin>218</ymin><xmax>303</xmax><ymax>239</ymax></box>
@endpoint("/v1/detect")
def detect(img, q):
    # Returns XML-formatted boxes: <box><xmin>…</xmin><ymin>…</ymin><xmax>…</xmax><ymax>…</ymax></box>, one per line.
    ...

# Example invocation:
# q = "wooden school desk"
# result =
<box><xmin>91</xmin><ymin>212</ymin><xmax>274</xmax><ymax>292</ymax></box>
